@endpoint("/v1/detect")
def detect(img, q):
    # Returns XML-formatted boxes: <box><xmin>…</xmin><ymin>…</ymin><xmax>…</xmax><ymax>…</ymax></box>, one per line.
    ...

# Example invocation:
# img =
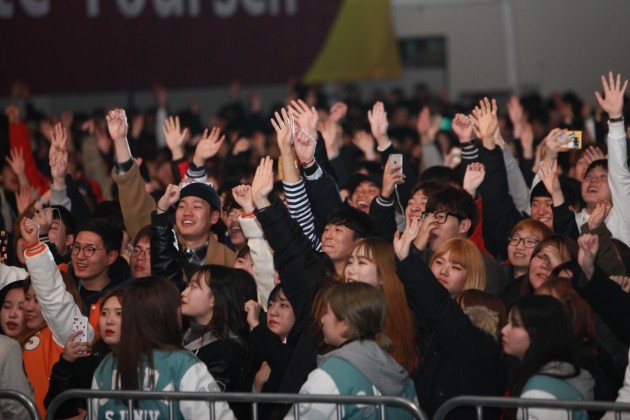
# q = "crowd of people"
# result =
<box><xmin>1</xmin><ymin>72</ymin><xmax>630</xmax><ymax>420</ymax></box>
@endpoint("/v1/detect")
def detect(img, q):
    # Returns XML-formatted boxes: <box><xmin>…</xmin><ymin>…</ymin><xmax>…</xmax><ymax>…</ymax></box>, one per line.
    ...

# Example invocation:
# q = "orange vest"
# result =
<box><xmin>23</xmin><ymin>327</ymin><xmax>63</xmax><ymax>418</ymax></box>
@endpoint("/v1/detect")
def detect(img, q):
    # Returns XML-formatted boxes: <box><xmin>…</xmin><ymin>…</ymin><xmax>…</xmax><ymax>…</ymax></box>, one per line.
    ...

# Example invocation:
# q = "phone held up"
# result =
<box><xmin>388</xmin><ymin>153</ymin><xmax>403</xmax><ymax>174</ymax></box>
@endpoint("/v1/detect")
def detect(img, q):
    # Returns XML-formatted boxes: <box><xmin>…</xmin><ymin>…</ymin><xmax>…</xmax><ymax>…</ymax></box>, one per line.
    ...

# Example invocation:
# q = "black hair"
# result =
<box><xmin>236</xmin><ymin>245</ymin><xmax>251</xmax><ymax>260</ymax></box>
<box><xmin>133</xmin><ymin>225</ymin><xmax>152</xmax><ymax>244</ymax></box>
<box><xmin>584</xmin><ymin>159</ymin><xmax>608</xmax><ymax>178</ymax></box>
<box><xmin>510</xmin><ymin>295</ymin><xmax>580</xmax><ymax>394</ymax></box>
<box><xmin>425</xmin><ymin>187</ymin><xmax>478</xmax><ymax>236</ymax></box>
<box><xmin>75</xmin><ymin>218</ymin><xmax>123</xmax><ymax>253</ymax></box>
<box><xmin>418</xmin><ymin>166</ymin><xmax>463</xmax><ymax>187</ymax></box>
<box><xmin>49</xmin><ymin>205</ymin><xmax>77</xmax><ymax>235</ymax></box>
<box><xmin>325</xmin><ymin>206</ymin><xmax>377</xmax><ymax>240</ymax></box>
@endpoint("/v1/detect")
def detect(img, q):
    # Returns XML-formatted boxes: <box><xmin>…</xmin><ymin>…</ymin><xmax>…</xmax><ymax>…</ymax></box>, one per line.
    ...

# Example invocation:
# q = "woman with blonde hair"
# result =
<box><xmin>344</xmin><ymin>237</ymin><xmax>420</xmax><ymax>374</ymax></box>
<box><xmin>429</xmin><ymin>237</ymin><xmax>486</xmax><ymax>297</ymax></box>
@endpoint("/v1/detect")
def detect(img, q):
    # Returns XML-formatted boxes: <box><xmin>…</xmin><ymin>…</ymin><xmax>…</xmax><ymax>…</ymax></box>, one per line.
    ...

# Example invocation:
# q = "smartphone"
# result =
<box><xmin>388</xmin><ymin>154</ymin><xmax>403</xmax><ymax>174</ymax></box>
<box><xmin>72</xmin><ymin>316</ymin><xmax>88</xmax><ymax>343</ymax></box>
<box><xmin>0</xmin><ymin>230</ymin><xmax>7</xmax><ymax>262</ymax></box>
<box><xmin>559</xmin><ymin>131</ymin><xmax>583</xmax><ymax>150</ymax></box>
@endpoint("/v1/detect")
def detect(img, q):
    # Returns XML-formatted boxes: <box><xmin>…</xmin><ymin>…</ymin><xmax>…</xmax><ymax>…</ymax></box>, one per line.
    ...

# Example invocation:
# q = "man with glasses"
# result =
<box><xmin>414</xmin><ymin>187</ymin><xmax>505</xmax><ymax>295</ymax></box>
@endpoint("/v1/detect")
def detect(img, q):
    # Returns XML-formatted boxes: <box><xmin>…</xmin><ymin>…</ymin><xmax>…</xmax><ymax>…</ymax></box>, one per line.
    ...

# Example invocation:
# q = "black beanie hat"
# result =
<box><xmin>179</xmin><ymin>183</ymin><xmax>221</xmax><ymax>211</ymax></box>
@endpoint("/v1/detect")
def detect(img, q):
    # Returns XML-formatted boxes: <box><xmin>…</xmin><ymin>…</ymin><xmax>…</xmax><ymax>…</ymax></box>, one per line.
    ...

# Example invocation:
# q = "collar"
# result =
<box><xmin>183</xmin><ymin>242</ymin><xmax>209</xmax><ymax>266</ymax></box>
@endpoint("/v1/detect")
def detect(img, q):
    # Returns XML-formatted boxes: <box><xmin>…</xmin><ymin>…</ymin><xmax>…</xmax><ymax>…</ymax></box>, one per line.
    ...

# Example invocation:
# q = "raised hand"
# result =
<box><xmin>293</xmin><ymin>127</ymin><xmax>316</xmax><ymax>166</ymax></box>
<box><xmin>162</xmin><ymin>116</ymin><xmax>189</xmax><ymax>161</ymax></box>
<box><xmin>393</xmin><ymin>216</ymin><xmax>420</xmax><ymax>260</ymax></box>
<box><xmin>520</xmin><ymin>122</ymin><xmax>535</xmax><ymax>159</ymax></box>
<box><xmin>251</xmin><ymin>156</ymin><xmax>275</xmax><ymax>209</ymax></box>
<box><xmin>452</xmin><ymin>113</ymin><xmax>474</xmax><ymax>143</ymax></box>
<box><xmin>49</xmin><ymin>123</ymin><xmax>68</xmax><ymax>181</ymax></box>
<box><xmin>416</xmin><ymin>106</ymin><xmax>439</xmax><ymax>144</ymax></box>
<box><xmin>288</xmin><ymin>99</ymin><xmax>318</xmax><ymax>141</ymax></box>
<box><xmin>32</xmin><ymin>207</ymin><xmax>53</xmax><ymax>236</ymax></box>
<box><xmin>587</xmin><ymin>200</ymin><xmax>612</xmax><ymax>230</ymax></box>
<box><xmin>538</xmin><ymin>159</ymin><xmax>563</xmax><ymax>205</ymax></box>
<box><xmin>463</xmin><ymin>162</ymin><xmax>486</xmax><ymax>197</ymax></box>
<box><xmin>609</xmin><ymin>275</ymin><xmax>630</xmax><ymax>293</ymax></box>
<box><xmin>15</xmin><ymin>185</ymin><xmax>36</xmax><ymax>215</ymax></box>
<box><xmin>544</xmin><ymin>128</ymin><xmax>572</xmax><ymax>158</ymax></box>
<box><xmin>130</xmin><ymin>113</ymin><xmax>145</xmax><ymax>139</ymax></box>
<box><xmin>471</xmin><ymin>97</ymin><xmax>498</xmax><ymax>148</ymax></box>
<box><xmin>4</xmin><ymin>105</ymin><xmax>20</xmax><ymax>124</ymax></box>
<box><xmin>270</xmin><ymin>108</ymin><xmax>294</xmax><ymax>152</ymax></box>
<box><xmin>594</xmin><ymin>71</ymin><xmax>627</xmax><ymax>118</ymax></box>
<box><xmin>62</xmin><ymin>330</ymin><xmax>92</xmax><ymax>363</ymax></box>
<box><xmin>582</xmin><ymin>146</ymin><xmax>607</xmax><ymax>166</ymax></box>
<box><xmin>318</xmin><ymin>115</ymin><xmax>341</xmax><ymax>159</ymax></box>
<box><xmin>577</xmin><ymin>233</ymin><xmax>599</xmax><ymax>280</ymax></box>
<box><xmin>232</xmin><ymin>185</ymin><xmax>255</xmax><ymax>213</ymax></box>
<box><xmin>156</xmin><ymin>184</ymin><xmax>181</xmax><ymax>214</ymax></box>
<box><xmin>20</xmin><ymin>217</ymin><xmax>39</xmax><ymax>245</ymax></box>
<box><xmin>414</xmin><ymin>213</ymin><xmax>438</xmax><ymax>252</ymax></box>
<box><xmin>507</xmin><ymin>95</ymin><xmax>525</xmax><ymax>138</ymax></box>
<box><xmin>368</xmin><ymin>101</ymin><xmax>390</xmax><ymax>146</ymax></box>
<box><xmin>105</xmin><ymin>109</ymin><xmax>128</xmax><ymax>143</ymax></box>
<box><xmin>328</xmin><ymin>102</ymin><xmax>348</xmax><ymax>124</ymax></box>
<box><xmin>6</xmin><ymin>148</ymin><xmax>26</xmax><ymax>180</ymax></box>
<box><xmin>352</xmin><ymin>130</ymin><xmax>377</xmax><ymax>161</ymax></box>
<box><xmin>244</xmin><ymin>299</ymin><xmax>262</xmax><ymax>330</ymax></box>
<box><xmin>193</xmin><ymin>127</ymin><xmax>225</xmax><ymax>167</ymax></box>
<box><xmin>381</xmin><ymin>156</ymin><xmax>405</xmax><ymax>200</ymax></box>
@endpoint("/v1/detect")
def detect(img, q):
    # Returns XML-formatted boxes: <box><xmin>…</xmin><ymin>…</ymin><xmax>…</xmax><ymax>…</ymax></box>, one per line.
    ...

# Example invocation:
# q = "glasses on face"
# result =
<box><xmin>508</xmin><ymin>236</ymin><xmax>540</xmax><ymax>248</ymax></box>
<box><xmin>422</xmin><ymin>210</ymin><xmax>463</xmax><ymax>224</ymax></box>
<box><xmin>130</xmin><ymin>248</ymin><xmax>150</xmax><ymax>258</ymax></box>
<box><xmin>69</xmin><ymin>244</ymin><xmax>105</xmax><ymax>257</ymax></box>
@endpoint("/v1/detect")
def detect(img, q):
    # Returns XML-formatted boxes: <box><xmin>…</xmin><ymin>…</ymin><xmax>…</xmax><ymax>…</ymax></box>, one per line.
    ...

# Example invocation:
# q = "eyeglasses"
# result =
<box><xmin>69</xmin><ymin>244</ymin><xmax>105</xmax><ymax>257</ymax></box>
<box><xmin>508</xmin><ymin>236</ymin><xmax>540</xmax><ymax>248</ymax></box>
<box><xmin>130</xmin><ymin>248</ymin><xmax>151</xmax><ymax>258</ymax></box>
<box><xmin>422</xmin><ymin>211</ymin><xmax>464</xmax><ymax>224</ymax></box>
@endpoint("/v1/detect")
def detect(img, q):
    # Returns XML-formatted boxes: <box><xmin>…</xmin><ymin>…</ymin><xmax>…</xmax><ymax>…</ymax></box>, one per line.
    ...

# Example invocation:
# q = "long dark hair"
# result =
<box><xmin>116</xmin><ymin>276</ymin><xmax>182</xmax><ymax>390</ymax></box>
<box><xmin>190</xmin><ymin>265</ymin><xmax>249</xmax><ymax>341</ymax></box>
<box><xmin>511</xmin><ymin>295</ymin><xmax>580</xmax><ymax>394</ymax></box>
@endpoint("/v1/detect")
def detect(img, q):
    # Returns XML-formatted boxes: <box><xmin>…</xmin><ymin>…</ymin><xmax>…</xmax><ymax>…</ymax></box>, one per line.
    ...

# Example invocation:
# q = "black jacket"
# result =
<box><xmin>397</xmin><ymin>251</ymin><xmax>505</xmax><ymax>419</ymax></box>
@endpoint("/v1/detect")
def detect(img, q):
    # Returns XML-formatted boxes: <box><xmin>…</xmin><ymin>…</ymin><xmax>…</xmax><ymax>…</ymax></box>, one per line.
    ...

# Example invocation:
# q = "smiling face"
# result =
<box><xmin>24</xmin><ymin>286</ymin><xmax>45</xmax><ymax>330</ymax></box>
<box><xmin>405</xmin><ymin>189</ymin><xmax>428</xmax><ymax>221</ymax></box>
<box><xmin>71</xmin><ymin>231</ymin><xmax>116</xmax><ymax>283</ymax></box>
<box><xmin>581</xmin><ymin>166</ymin><xmax>610</xmax><ymax>209</ymax></box>
<box><xmin>321</xmin><ymin>224</ymin><xmax>356</xmax><ymax>264</ymax></box>
<box><xmin>528</xmin><ymin>252</ymin><xmax>552</xmax><ymax>290</ymax></box>
<box><xmin>99</xmin><ymin>296</ymin><xmax>122</xmax><ymax>347</ymax></box>
<box><xmin>348</xmin><ymin>181</ymin><xmax>380</xmax><ymax>214</ymax></box>
<box><xmin>1</xmin><ymin>288</ymin><xmax>25</xmax><ymax>338</ymax></box>
<box><xmin>507</xmin><ymin>227</ymin><xmax>543</xmax><ymax>272</ymax></box>
<box><xmin>130</xmin><ymin>238</ymin><xmax>151</xmax><ymax>279</ymax></box>
<box><xmin>530</xmin><ymin>197</ymin><xmax>553</xmax><ymax>229</ymax></box>
<box><xmin>225</xmin><ymin>208</ymin><xmax>246</xmax><ymax>249</ymax></box>
<box><xmin>344</xmin><ymin>244</ymin><xmax>380</xmax><ymax>288</ymax></box>
<box><xmin>430</xmin><ymin>250</ymin><xmax>469</xmax><ymax>296</ymax></box>
<box><xmin>266</xmin><ymin>289</ymin><xmax>295</xmax><ymax>341</ymax></box>
<box><xmin>180</xmin><ymin>272</ymin><xmax>214</xmax><ymax>325</ymax></box>
<box><xmin>175</xmin><ymin>196</ymin><xmax>217</xmax><ymax>246</ymax></box>
<box><xmin>501</xmin><ymin>309</ymin><xmax>530</xmax><ymax>360</ymax></box>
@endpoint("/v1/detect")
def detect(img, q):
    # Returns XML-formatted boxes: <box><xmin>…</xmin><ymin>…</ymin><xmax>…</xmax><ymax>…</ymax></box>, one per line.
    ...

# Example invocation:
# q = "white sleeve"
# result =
<box><xmin>239</xmin><ymin>216</ymin><xmax>275</xmax><ymax>309</ymax></box>
<box><xmin>0</xmin><ymin>263</ymin><xmax>29</xmax><ymax>289</ymax></box>
<box><xmin>519</xmin><ymin>389</ymin><xmax>567</xmax><ymax>420</ymax></box>
<box><xmin>284</xmin><ymin>368</ymin><xmax>341</xmax><ymax>420</ymax></box>
<box><xmin>606</xmin><ymin>123</ymin><xmax>630</xmax><ymax>247</ymax></box>
<box><xmin>24</xmin><ymin>244</ymin><xmax>95</xmax><ymax>345</ymax></box>
<box><xmin>179</xmin><ymin>361</ymin><xmax>235</xmax><ymax>420</ymax></box>
<box><xmin>602</xmin><ymin>349</ymin><xmax>630</xmax><ymax>420</ymax></box>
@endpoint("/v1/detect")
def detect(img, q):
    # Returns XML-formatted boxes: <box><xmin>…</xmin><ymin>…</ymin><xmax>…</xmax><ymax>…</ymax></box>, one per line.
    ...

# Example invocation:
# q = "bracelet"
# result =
<box><xmin>609</xmin><ymin>116</ymin><xmax>625</xmax><ymax>123</ymax></box>
<box><xmin>157</xmin><ymin>205</ymin><xmax>168</xmax><ymax>213</ymax></box>
<box><xmin>301</xmin><ymin>158</ymin><xmax>316</xmax><ymax>168</ymax></box>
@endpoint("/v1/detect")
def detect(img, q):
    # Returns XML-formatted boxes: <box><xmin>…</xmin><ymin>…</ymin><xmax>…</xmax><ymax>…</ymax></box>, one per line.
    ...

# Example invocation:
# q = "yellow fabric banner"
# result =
<box><xmin>303</xmin><ymin>0</ymin><xmax>402</xmax><ymax>83</ymax></box>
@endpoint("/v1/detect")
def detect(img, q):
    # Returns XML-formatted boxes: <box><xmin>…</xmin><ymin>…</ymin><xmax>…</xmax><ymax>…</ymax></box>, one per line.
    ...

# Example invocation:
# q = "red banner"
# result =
<box><xmin>1</xmin><ymin>0</ymin><xmax>343</xmax><ymax>93</ymax></box>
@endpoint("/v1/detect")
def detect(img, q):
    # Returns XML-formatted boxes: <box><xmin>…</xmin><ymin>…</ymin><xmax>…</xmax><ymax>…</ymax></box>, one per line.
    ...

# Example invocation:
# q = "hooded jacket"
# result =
<box><xmin>287</xmin><ymin>340</ymin><xmax>417</xmax><ymax>419</ymax></box>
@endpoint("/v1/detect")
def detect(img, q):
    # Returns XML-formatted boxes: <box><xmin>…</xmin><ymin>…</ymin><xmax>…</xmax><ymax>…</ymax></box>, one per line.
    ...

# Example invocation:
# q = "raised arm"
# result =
<box><xmin>108</xmin><ymin>109</ymin><xmax>156</xmax><ymax>241</ymax></box>
<box><xmin>595</xmin><ymin>72</ymin><xmax>630</xmax><ymax>247</ymax></box>
<box><xmin>20</xmin><ymin>216</ymin><xmax>95</xmax><ymax>345</ymax></box>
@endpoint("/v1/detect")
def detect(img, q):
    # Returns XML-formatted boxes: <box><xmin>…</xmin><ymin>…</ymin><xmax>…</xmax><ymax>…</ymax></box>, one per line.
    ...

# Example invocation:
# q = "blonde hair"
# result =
<box><xmin>430</xmin><ymin>237</ymin><xmax>486</xmax><ymax>293</ymax></box>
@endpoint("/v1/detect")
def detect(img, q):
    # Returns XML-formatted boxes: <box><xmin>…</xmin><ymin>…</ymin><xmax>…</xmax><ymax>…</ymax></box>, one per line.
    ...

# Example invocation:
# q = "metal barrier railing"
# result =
<box><xmin>0</xmin><ymin>390</ymin><xmax>40</xmax><ymax>420</ymax></box>
<box><xmin>46</xmin><ymin>389</ymin><xmax>428</xmax><ymax>420</ymax></box>
<box><xmin>433</xmin><ymin>396</ymin><xmax>630</xmax><ymax>420</ymax></box>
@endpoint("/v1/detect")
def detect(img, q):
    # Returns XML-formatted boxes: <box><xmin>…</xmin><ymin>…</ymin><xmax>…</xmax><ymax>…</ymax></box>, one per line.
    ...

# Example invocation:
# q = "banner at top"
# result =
<box><xmin>1</xmin><ymin>0</ymin><xmax>402</xmax><ymax>93</ymax></box>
